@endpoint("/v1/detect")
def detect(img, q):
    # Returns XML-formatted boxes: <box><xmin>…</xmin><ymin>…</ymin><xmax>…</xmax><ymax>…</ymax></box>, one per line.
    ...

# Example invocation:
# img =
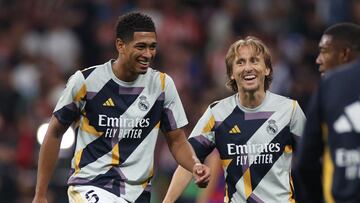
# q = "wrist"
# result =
<box><xmin>192</xmin><ymin>156</ymin><xmax>201</xmax><ymax>165</ymax></box>
<box><xmin>35</xmin><ymin>187</ymin><xmax>48</xmax><ymax>197</ymax></box>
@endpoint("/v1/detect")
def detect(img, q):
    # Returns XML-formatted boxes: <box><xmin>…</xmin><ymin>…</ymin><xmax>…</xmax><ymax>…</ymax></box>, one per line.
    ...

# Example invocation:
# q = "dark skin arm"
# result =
<box><xmin>33</xmin><ymin>116</ymin><xmax>69</xmax><ymax>203</ymax></box>
<box><xmin>164</xmin><ymin>128</ymin><xmax>210</xmax><ymax>187</ymax></box>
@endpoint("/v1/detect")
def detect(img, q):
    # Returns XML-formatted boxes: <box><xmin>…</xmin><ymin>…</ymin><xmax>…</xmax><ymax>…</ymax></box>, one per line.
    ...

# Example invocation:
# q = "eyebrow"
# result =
<box><xmin>135</xmin><ymin>42</ymin><xmax>157</xmax><ymax>45</ymax></box>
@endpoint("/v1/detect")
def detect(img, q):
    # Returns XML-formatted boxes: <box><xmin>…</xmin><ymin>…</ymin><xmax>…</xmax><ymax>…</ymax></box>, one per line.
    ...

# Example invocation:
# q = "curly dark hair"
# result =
<box><xmin>115</xmin><ymin>12</ymin><xmax>156</xmax><ymax>43</ymax></box>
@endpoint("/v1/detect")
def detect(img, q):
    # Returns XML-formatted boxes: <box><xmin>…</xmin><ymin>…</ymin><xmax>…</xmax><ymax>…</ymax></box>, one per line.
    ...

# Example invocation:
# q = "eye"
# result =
<box><xmin>149</xmin><ymin>44</ymin><xmax>157</xmax><ymax>50</ymax></box>
<box><xmin>250</xmin><ymin>57</ymin><xmax>259</xmax><ymax>64</ymax></box>
<box><xmin>135</xmin><ymin>45</ymin><xmax>146</xmax><ymax>50</ymax></box>
<box><xmin>236</xmin><ymin>59</ymin><xmax>245</xmax><ymax>65</ymax></box>
<box><xmin>319</xmin><ymin>47</ymin><xmax>328</xmax><ymax>54</ymax></box>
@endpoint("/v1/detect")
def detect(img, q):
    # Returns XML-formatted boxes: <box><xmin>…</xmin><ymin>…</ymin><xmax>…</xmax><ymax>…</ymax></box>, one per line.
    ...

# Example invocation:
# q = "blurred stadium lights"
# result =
<box><xmin>37</xmin><ymin>123</ymin><xmax>75</xmax><ymax>149</ymax></box>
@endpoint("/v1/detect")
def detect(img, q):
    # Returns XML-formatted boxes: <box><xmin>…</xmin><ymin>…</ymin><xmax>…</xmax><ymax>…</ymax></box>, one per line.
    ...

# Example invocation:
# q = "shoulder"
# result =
<box><xmin>80</xmin><ymin>61</ymin><xmax>109</xmax><ymax>79</ymax></box>
<box><xmin>209</xmin><ymin>94</ymin><xmax>237</xmax><ymax>110</ymax></box>
<box><xmin>267</xmin><ymin>91</ymin><xmax>301</xmax><ymax>111</ymax></box>
<box><xmin>267</xmin><ymin>91</ymin><xmax>294</xmax><ymax>103</ymax></box>
<box><xmin>148</xmin><ymin>69</ymin><xmax>176</xmax><ymax>88</ymax></box>
<box><xmin>149</xmin><ymin>69</ymin><xmax>173</xmax><ymax>82</ymax></box>
<box><xmin>80</xmin><ymin>66</ymin><xmax>97</xmax><ymax>79</ymax></box>
<box><xmin>69</xmin><ymin>61</ymin><xmax>110</xmax><ymax>84</ymax></box>
<box><xmin>66</xmin><ymin>70</ymin><xmax>85</xmax><ymax>85</ymax></box>
<box><xmin>322</xmin><ymin>59</ymin><xmax>360</xmax><ymax>86</ymax></box>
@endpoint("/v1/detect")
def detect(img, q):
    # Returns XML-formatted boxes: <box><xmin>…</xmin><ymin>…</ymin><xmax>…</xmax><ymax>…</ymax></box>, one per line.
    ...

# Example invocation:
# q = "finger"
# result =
<box><xmin>194</xmin><ymin>168</ymin><xmax>210</xmax><ymax>182</ymax></box>
<box><xmin>194</xmin><ymin>163</ymin><xmax>204</xmax><ymax>174</ymax></box>
<box><xmin>194</xmin><ymin>174</ymin><xmax>208</xmax><ymax>184</ymax></box>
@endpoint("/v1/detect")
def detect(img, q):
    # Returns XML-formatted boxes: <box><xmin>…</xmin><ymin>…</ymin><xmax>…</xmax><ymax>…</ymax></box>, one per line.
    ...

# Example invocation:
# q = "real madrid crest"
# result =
<box><xmin>138</xmin><ymin>95</ymin><xmax>149</xmax><ymax>111</ymax></box>
<box><xmin>266</xmin><ymin>119</ymin><xmax>278</xmax><ymax>135</ymax></box>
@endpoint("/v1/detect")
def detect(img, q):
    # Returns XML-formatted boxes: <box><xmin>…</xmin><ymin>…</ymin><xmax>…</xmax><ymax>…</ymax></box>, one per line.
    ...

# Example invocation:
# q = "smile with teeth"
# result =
<box><xmin>138</xmin><ymin>60</ymin><xmax>150</xmax><ymax>66</ymax></box>
<box><xmin>244</xmin><ymin>75</ymin><xmax>256</xmax><ymax>80</ymax></box>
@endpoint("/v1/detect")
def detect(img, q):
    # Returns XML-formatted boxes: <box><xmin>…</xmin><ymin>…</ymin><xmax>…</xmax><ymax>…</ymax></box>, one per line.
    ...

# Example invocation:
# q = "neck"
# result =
<box><xmin>112</xmin><ymin>59</ymin><xmax>138</xmax><ymax>82</ymax></box>
<box><xmin>238</xmin><ymin>90</ymin><xmax>266</xmax><ymax>109</ymax></box>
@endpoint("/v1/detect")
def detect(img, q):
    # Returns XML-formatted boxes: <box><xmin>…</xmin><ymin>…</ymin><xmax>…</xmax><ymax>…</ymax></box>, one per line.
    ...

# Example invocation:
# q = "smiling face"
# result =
<box><xmin>116</xmin><ymin>31</ymin><xmax>157</xmax><ymax>80</ymax></box>
<box><xmin>231</xmin><ymin>45</ymin><xmax>270</xmax><ymax>94</ymax></box>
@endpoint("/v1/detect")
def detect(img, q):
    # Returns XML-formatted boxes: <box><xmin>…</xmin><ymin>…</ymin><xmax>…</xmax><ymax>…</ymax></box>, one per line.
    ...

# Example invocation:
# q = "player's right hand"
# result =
<box><xmin>192</xmin><ymin>163</ymin><xmax>211</xmax><ymax>188</ymax></box>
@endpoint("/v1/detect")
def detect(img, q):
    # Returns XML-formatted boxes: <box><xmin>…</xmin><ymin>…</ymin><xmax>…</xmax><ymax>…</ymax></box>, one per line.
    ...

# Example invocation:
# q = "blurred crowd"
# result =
<box><xmin>0</xmin><ymin>0</ymin><xmax>359</xmax><ymax>202</ymax></box>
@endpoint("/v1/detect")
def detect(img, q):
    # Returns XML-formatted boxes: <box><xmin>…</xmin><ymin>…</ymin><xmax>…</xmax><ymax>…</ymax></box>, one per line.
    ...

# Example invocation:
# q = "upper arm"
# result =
<box><xmin>53</xmin><ymin>71</ymin><xmax>86</xmax><ymax>126</ymax></box>
<box><xmin>290</xmin><ymin>100</ymin><xmax>307</xmax><ymax>138</ymax></box>
<box><xmin>46</xmin><ymin>115</ymin><xmax>71</xmax><ymax>139</ymax></box>
<box><xmin>188</xmin><ymin>107</ymin><xmax>216</xmax><ymax>161</ymax></box>
<box><xmin>160</xmin><ymin>75</ymin><xmax>188</xmax><ymax>132</ymax></box>
<box><xmin>163</xmin><ymin>128</ymin><xmax>188</xmax><ymax>146</ymax></box>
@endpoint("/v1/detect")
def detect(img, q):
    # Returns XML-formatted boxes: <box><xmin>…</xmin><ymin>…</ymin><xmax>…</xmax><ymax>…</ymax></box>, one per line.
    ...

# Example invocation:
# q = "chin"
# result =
<box><xmin>242</xmin><ymin>85</ymin><xmax>260</xmax><ymax>93</ymax></box>
<box><xmin>138</xmin><ymin>69</ymin><xmax>148</xmax><ymax>74</ymax></box>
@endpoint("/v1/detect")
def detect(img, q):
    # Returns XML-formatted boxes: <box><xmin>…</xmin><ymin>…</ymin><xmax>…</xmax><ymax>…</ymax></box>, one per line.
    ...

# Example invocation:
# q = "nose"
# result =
<box><xmin>315</xmin><ymin>54</ymin><xmax>322</xmax><ymax>65</ymax></box>
<box><xmin>143</xmin><ymin>48</ymin><xmax>154</xmax><ymax>58</ymax></box>
<box><xmin>244</xmin><ymin>62</ymin><xmax>253</xmax><ymax>72</ymax></box>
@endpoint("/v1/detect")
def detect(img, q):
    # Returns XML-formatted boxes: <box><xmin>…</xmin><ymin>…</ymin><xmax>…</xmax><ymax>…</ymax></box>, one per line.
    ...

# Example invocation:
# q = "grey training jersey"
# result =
<box><xmin>53</xmin><ymin>60</ymin><xmax>188</xmax><ymax>202</ymax></box>
<box><xmin>189</xmin><ymin>91</ymin><xmax>306</xmax><ymax>203</ymax></box>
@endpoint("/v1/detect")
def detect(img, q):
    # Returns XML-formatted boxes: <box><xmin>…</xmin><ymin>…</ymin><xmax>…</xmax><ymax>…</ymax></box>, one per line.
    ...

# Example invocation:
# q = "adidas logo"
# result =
<box><xmin>229</xmin><ymin>125</ymin><xmax>241</xmax><ymax>134</ymax></box>
<box><xmin>334</xmin><ymin>100</ymin><xmax>360</xmax><ymax>133</ymax></box>
<box><xmin>103</xmin><ymin>98</ymin><xmax>115</xmax><ymax>107</ymax></box>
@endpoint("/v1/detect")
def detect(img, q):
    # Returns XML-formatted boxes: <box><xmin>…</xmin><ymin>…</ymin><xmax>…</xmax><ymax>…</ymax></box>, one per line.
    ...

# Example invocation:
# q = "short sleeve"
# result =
<box><xmin>188</xmin><ymin>106</ymin><xmax>216</xmax><ymax>162</ymax></box>
<box><xmin>290</xmin><ymin>100</ymin><xmax>306</xmax><ymax>137</ymax></box>
<box><xmin>160</xmin><ymin>74</ymin><xmax>188</xmax><ymax>132</ymax></box>
<box><xmin>53</xmin><ymin>70</ymin><xmax>86</xmax><ymax>125</ymax></box>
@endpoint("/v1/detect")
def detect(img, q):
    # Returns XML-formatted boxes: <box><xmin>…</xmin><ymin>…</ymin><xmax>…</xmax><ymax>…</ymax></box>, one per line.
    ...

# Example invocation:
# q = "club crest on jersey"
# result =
<box><xmin>266</xmin><ymin>119</ymin><xmax>278</xmax><ymax>135</ymax></box>
<box><xmin>138</xmin><ymin>95</ymin><xmax>150</xmax><ymax>111</ymax></box>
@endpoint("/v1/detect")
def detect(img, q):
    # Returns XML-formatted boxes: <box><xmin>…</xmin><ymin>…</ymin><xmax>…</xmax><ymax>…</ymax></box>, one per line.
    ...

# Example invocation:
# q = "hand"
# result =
<box><xmin>32</xmin><ymin>195</ymin><xmax>48</xmax><ymax>203</ymax></box>
<box><xmin>192</xmin><ymin>163</ymin><xmax>211</xmax><ymax>188</ymax></box>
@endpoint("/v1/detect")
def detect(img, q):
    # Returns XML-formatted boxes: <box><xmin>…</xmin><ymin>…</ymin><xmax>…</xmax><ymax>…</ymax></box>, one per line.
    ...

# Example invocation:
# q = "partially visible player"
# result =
<box><xmin>32</xmin><ymin>12</ymin><xmax>209</xmax><ymax>203</ymax></box>
<box><xmin>295</xmin><ymin>23</ymin><xmax>360</xmax><ymax>203</ymax></box>
<box><xmin>316</xmin><ymin>22</ymin><xmax>360</xmax><ymax>75</ymax></box>
<box><xmin>163</xmin><ymin>36</ymin><xmax>306</xmax><ymax>203</ymax></box>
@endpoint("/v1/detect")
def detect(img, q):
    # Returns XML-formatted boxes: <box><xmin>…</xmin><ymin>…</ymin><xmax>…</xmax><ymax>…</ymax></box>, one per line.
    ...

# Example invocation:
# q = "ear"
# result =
<box><xmin>230</xmin><ymin>74</ymin><xmax>235</xmax><ymax>80</ymax></box>
<box><xmin>340</xmin><ymin>47</ymin><xmax>351</xmax><ymax>63</ymax></box>
<box><xmin>116</xmin><ymin>38</ymin><xmax>125</xmax><ymax>54</ymax></box>
<box><xmin>265</xmin><ymin>67</ymin><xmax>271</xmax><ymax>76</ymax></box>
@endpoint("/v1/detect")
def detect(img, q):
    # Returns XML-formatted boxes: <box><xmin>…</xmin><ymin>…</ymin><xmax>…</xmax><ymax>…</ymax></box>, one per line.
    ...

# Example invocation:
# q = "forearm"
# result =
<box><xmin>168</xmin><ymin>138</ymin><xmax>200</xmax><ymax>172</ymax></box>
<box><xmin>196</xmin><ymin>151</ymin><xmax>221</xmax><ymax>203</ymax></box>
<box><xmin>35</xmin><ymin>133</ymin><xmax>62</xmax><ymax>196</ymax></box>
<box><xmin>163</xmin><ymin>166</ymin><xmax>193</xmax><ymax>203</ymax></box>
<box><xmin>165</xmin><ymin>129</ymin><xmax>211</xmax><ymax>190</ymax></box>
<box><xmin>34</xmin><ymin>116</ymin><xmax>67</xmax><ymax>197</ymax></box>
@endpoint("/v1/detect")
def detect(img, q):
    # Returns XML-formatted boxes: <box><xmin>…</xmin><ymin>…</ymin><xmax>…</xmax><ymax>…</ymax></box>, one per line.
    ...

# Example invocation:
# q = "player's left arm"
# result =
<box><xmin>289</xmin><ymin>100</ymin><xmax>306</xmax><ymax>143</ymax></box>
<box><xmin>288</xmin><ymin>100</ymin><xmax>307</xmax><ymax>202</ymax></box>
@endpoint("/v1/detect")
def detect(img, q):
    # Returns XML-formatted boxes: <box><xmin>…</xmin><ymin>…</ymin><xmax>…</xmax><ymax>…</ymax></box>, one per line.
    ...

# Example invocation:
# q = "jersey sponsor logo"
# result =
<box><xmin>229</xmin><ymin>125</ymin><xmax>241</xmax><ymax>134</ymax></box>
<box><xmin>138</xmin><ymin>95</ymin><xmax>150</xmax><ymax>111</ymax></box>
<box><xmin>103</xmin><ymin>98</ymin><xmax>115</xmax><ymax>107</ymax></box>
<box><xmin>334</xmin><ymin>100</ymin><xmax>360</xmax><ymax>133</ymax></box>
<box><xmin>266</xmin><ymin>119</ymin><xmax>278</xmax><ymax>135</ymax></box>
<box><xmin>335</xmin><ymin>148</ymin><xmax>360</xmax><ymax>180</ymax></box>
<box><xmin>227</xmin><ymin>143</ymin><xmax>281</xmax><ymax>165</ymax></box>
<box><xmin>98</xmin><ymin>114</ymin><xmax>150</xmax><ymax>139</ymax></box>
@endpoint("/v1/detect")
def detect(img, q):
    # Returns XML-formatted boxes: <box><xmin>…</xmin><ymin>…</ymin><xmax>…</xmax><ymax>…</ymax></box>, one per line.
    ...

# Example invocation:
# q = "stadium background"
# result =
<box><xmin>0</xmin><ymin>0</ymin><xmax>358</xmax><ymax>202</ymax></box>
